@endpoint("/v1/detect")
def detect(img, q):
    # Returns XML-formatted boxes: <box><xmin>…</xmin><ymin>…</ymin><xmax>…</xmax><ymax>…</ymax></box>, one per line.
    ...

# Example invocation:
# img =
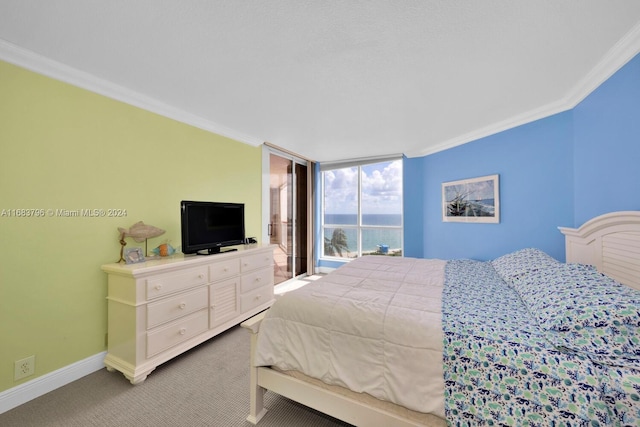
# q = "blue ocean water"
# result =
<box><xmin>324</xmin><ymin>214</ymin><xmax>402</xmax><ymax>253</ymax></box>
<box><xmin>324</xmin><ymin>213</ymin><xmax>402</xmax><ymax>226</ymax></box>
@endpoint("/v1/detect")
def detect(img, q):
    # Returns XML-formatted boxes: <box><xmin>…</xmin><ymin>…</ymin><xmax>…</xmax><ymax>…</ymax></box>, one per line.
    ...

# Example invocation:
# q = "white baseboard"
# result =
<box><xmin>0</xmin><ymin>352</ymin><xmax>106</xmax><ymax>414</ymax></box>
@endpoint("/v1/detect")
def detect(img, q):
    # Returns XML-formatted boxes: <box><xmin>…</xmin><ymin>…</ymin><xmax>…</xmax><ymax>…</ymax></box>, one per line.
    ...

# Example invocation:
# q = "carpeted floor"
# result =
<box><xmin>0</xmin><ymin>325</ymin><xmax>352</xmax><ymax>427</ymax></box>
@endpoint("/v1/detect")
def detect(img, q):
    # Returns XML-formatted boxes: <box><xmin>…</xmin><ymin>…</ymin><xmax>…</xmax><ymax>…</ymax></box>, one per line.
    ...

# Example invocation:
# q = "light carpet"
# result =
<box><xmin>0</xmin><ymin>325</ymin><xmax>351</xmax><ymax>427</ymax></box>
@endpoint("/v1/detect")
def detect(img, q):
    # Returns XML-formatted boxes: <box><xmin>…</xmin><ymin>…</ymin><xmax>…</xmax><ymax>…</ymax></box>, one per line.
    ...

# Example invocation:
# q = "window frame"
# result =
<box><xmin>320</xmin><ymin>156</ymin><xmax>403</xmax><ymax>261</ymax></box>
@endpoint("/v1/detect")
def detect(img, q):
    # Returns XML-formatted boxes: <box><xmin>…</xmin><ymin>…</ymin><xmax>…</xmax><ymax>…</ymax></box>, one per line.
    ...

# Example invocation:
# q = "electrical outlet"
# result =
<box><xmin>14</xmin><ymin>355</ymin><xmax>35</xmax><ymax>381</ymax></box>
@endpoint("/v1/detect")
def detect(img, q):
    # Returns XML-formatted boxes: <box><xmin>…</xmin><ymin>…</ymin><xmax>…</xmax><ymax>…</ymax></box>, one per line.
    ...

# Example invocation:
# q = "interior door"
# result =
<box><xmin>267</xmin><ymin>151</ymin><xmax>308</xmax><ymax>285</ymax></box>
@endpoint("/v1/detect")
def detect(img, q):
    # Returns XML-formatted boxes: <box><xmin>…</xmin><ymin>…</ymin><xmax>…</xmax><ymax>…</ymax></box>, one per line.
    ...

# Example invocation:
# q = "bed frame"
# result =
<box><xmin>241</xmin><ymin>311</ymin><xmax>443</xmax><ymax>427</ymax></box>
<box><xmin>242</xmin><ymin>211</ymin><xmax>640</xmax><ymax>426</ymax></box>
<box><xmin>559</xmin><ymin>210</ymin><xmax>640</xmax><ymax>290</ymax></box>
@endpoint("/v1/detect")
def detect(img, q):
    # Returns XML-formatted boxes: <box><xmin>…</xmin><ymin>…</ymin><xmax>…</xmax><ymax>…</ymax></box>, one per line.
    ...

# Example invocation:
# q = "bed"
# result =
<box><xmin>241</xmin><ymin>211</ymin><xmax>640</xmax><ymax>426</ymax></box>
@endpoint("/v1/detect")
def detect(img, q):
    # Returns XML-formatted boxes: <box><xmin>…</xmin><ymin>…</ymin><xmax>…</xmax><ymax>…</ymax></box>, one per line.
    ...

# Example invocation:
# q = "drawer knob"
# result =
<box><xmin>223</xmin><ymin>267</ymin><xmax>228</xmax><ymax>272</ymax></box>
<box><xmin>255</xmin><ymin>295</ymin><xmax>262</xmax><ymax>300</ymax></box>
<box><xmin>179</xmin><ymin>303</ymin><xmax>186</xmax><ymax>310</ymax></box>
<box><xmin>179</xmin><ymin>328</ymin><xmax>187</xmax><ymax>335</ymax></box>
<box><xmin>155</xmin><ymin>285</ymin><xmax>163</xmax><ymax>291</ymax></box>
<box><xmin>255</xmin><ymin>277</ymin><xmax>261</xmax><ymax>282</ymax></box>
<box><xmin>198</xmin><ymin>274</ymin><xmax>204</xmax><ymax>279</ymax></box>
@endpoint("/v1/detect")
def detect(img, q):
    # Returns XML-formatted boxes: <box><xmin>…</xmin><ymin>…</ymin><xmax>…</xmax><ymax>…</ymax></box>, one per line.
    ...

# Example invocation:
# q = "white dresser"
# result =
<box><xmin>101</xmin><ymin>244</ymin><xmax>275</xmax><ymax>384</ymax></box>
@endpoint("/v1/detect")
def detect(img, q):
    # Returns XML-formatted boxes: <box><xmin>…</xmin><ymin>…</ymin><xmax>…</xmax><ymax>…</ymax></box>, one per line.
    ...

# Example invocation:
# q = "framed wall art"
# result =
<box><xmin>442</xmin><ymin>174</ymin><xmax>500</xmax><ymax>223</ymax></box>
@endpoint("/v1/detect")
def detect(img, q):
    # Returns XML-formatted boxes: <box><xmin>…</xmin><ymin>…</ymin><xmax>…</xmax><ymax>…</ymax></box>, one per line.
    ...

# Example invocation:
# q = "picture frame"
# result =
<box><xmin>124</xmin><ymin>247</ymin><xmax>146</xmax><ymax>264</ymax></box>
<box><xmin>442</xmin><ymin>174</ymin><xmax>500</xmax><ymax>223</ymax></box>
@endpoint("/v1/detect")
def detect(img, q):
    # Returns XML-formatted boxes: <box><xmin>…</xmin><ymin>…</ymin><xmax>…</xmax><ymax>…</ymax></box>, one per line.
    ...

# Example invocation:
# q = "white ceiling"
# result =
<box><xmin>1</xmin><ymin>1</ymin><xmax>640</xmax><ymax>162</ymax></box>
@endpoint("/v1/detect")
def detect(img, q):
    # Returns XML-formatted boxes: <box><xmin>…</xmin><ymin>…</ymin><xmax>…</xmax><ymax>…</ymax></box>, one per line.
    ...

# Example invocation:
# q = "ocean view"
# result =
<box><xmin>324</xmin><ymin>214</ymin><xmax>402</xmax><ymax>254</ymax></box>
<box><xmin>324</xmin><ymin>213</ymin><xmax>402</xmax><ymax>226</ymax></box>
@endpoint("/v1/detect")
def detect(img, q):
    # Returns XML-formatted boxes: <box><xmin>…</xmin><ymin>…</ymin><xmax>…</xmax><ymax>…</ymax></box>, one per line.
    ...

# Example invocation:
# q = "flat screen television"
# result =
<box><xmin>181</xmin><ymin>200</ymin><xmax>245</xmax><ymax>255</ymax></box>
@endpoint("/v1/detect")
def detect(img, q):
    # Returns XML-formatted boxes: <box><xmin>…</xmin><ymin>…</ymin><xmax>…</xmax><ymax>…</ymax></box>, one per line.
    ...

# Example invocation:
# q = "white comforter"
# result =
<box><xmin>255</xmin><ymin>256</ymin><xmax>446</xmax><ymax>417</ymax></box>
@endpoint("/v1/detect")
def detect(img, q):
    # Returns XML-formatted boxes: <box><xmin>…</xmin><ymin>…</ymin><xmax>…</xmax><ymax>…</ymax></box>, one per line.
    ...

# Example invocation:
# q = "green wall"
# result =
<box><xmin>0</xmin><ymin>60</ymin><xmax>262</xmax><ymax>391</ymax></box>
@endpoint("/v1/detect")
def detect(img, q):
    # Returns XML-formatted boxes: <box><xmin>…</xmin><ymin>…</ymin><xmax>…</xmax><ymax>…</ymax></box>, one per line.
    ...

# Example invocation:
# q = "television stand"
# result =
<box><xmin>197</xmin><ymin>247</ymin><xmax>238</xmax><ymax>256</ymax></box>
<box><xmin>101</xmin><ymin>245</ymin><xmax>275</xmax><ymax>384</ymax></box>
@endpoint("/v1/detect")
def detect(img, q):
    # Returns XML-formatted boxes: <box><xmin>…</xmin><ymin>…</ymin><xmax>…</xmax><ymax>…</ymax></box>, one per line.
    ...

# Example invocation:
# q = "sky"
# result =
<box><xmin>323</xmin><ymin>159</ymin><xmax>403</xmax><ymax>215</ymax></box>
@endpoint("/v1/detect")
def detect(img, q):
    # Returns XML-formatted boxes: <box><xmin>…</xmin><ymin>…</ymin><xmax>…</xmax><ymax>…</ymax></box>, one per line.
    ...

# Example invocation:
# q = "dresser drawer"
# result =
<box><xmin>209</xmin><ymin>258</ymin><xmax>240</xmax><ymax>282</ymax></box>
<box><xmin>146</xmin><ymin>266</ymin><xmax>208</xmax><ymax>300</ymax></box>
<box><xmin>146</xmin><ymin>309</ymin><xmax>208</xmax><ymax>358</ymax></box>
<box><xmin>146</xmin><ymin>287</ymin><xmax>208</xmax><ymax>329</ymax></box>
<box><xmin>240</xmin><ymin>285</ymin><xmax>273</xmax><ymax>313</ymax></box>
<box><xmin>241</xmin><ymin>252</ymin><xmax>273</xmax><ymax>272</ymax></box>
<box><xmin>240</xmin><ymin>267</ymin><xmax>273</xmax><ymax>293</ymax></box>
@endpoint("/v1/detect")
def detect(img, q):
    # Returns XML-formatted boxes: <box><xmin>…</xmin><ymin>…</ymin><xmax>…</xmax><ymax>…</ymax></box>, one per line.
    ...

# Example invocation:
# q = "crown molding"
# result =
<box><xmin>406</xmin><ymin>21</ymin><xmax>640</xmax><ymax>158</ymax></box>
<box><xmin>3</xmin><ymin>18</ymin><xmax>639</xmax><ymax>160</ymax></box>
<box><xmin>406</xmin><ymin>98</ymin><xmax>572</xmax><ymax>158</ymax></box>
<box><xmin>0</xmin><ymin>39</ymin><xmax>263</xmax><ymax>147</ymax></box>
<box><xmin>565</xmin><ymin>20</ymin><xmax>640</xmax><ymax>107</ymax></box>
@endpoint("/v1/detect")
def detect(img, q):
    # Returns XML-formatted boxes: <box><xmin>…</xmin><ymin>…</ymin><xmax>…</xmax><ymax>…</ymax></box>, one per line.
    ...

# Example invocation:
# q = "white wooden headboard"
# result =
<box><xmin>559</xmin><ymin>211</ymin><xmax>640</xmax><ymax>290</ymax></box>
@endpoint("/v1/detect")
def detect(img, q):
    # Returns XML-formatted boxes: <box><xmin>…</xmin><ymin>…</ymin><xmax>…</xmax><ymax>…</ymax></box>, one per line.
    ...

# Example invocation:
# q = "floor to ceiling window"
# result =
<box><xmin>321</xmin><ymin>157</ymin><xmax>403</xmax><ymax>259</ymax></box>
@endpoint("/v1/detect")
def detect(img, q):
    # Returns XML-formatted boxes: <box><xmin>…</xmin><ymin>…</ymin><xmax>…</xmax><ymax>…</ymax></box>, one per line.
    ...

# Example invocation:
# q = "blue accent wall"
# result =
<box><xmin>403</xmin><ymin>155</ymin><xmax>424</xmax><ymax>258</ymax></box>
<box><xmin>318</xmin><ymin>53</ymin><xmax>640</xmax><ymax>268</ymax></box>
<box><xmin>573</xmin><ymin>54</ymin><xmax>640</xmax><ymax>226</ymax></box>
<box><xmin>406</xmin><ymin>112</ymin><xmax>574</xmax><ymax>262</ymax></box>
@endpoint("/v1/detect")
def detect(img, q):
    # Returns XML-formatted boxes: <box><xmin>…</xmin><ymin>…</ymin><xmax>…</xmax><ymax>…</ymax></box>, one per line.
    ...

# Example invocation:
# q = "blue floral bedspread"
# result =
<box><xmin>442</xmin><ymin>259</ymin><xmax>640</xmax><ymax>426</ymax></box>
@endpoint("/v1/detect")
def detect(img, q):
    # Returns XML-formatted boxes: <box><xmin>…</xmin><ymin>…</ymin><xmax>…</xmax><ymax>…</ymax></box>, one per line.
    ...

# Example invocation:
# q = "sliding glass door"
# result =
<box><xmin>265</xmin><ymin>148</ymin><xmax>309</xmax><ymax>285</ymax></box>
